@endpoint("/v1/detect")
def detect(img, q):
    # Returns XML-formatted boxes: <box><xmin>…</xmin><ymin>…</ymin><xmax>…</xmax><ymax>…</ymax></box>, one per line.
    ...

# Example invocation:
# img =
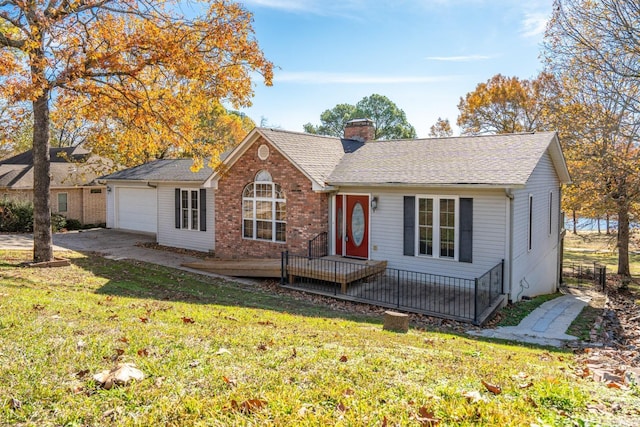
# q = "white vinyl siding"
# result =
<box><xmin>157</xmin><ymin>185</ymin><xmax>214</xmax><ymax>252</ymax></box>
<box><xmin>361</xmin><ymin>187</ymin><xmax>506</xmax><ymax>280</ymax></box>
<box><xmin>510</xmin><ymin>151</ymin><xmax>561</xmax><ymax>300</ymax></box>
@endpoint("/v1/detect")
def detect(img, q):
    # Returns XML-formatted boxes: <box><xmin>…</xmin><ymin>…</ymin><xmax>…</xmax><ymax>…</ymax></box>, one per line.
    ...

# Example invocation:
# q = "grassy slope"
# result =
<box><xmin>0</xmin><ymin>251</ymin><xmax>632</xmax><ymax>426</ymax></box>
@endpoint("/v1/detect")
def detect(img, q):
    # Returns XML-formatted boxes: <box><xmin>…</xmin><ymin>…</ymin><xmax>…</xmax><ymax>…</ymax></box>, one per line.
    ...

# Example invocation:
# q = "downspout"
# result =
<box><xmin>505</xmin><ymin>188</ymin><xmax>514</xmax><ymax>302</ymax></box>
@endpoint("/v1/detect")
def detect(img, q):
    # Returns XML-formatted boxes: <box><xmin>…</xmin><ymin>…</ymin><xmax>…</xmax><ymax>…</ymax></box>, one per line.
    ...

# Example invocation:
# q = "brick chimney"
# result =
<box><xmin>344</xmin><ymin>118</ymin><xmax>375</xmax><ymax>142</ymax></box>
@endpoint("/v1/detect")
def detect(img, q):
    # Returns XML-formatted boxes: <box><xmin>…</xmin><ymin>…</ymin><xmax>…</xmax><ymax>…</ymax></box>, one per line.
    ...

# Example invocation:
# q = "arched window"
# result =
<box><xmin>242</xmin><ymin>170</ymin><xmax>286</xmax><ymax>242</ymax></box>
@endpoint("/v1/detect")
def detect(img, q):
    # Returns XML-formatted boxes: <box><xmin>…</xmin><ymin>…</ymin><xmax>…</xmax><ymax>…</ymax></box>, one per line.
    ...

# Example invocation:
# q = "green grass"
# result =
<box><xmin>0</xmin><ymin>250</ymin><xmax>635</xmax><ymax>426</ymax></box>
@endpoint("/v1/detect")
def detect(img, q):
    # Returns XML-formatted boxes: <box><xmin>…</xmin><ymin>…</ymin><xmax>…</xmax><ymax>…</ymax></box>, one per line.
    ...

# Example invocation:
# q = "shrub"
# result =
<box><xmin>65</xmin><ymin>218</ymin><xmax>82</xmax><ymax>230</ymax></box>
<box><xmin>0</xmin><ymin>199</ymin><xmax>34</xmax><ymax>232</ymax></box>
<box><xmin>51</xmin><ymin>213</ymin><xmax>67</xmax><ymax>232</ymax></box>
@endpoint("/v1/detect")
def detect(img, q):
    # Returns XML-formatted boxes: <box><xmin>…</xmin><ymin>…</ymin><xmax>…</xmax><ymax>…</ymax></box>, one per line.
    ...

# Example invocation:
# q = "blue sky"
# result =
<box><xmin>237</xmin><ymin>0</ymin><xmax>552</xmax><ymax>137</ymax></box>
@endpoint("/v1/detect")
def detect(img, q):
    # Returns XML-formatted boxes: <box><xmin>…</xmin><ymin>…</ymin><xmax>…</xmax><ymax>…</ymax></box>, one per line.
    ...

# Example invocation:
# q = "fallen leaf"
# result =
<box><xmin>607</xmin><ymin>382</ymin><xmax>622</xmax><ymax>389</ymax></box>
<box><xmin>223</xmin><ymin>376</ymin><xmax>237</xmax><ymax>387</ymax></box>
<box><xmin>336</xmin><ymin>402</ymin><xmax>348</xmax><ymax>412</ymax></box>
<box><xmin>114</xmin><ymin>348</ymin><xmax>125</xmax><ymax>356</ymax></box>
<box><xmin>518</xmin><ymin>382</ymin><xmax>534</xmax><ymax>389</ymax></box>
<box><xmin>342</xmin><ymin>388</ymin><xmax>355</xmax><ymax>397</ymax></box>
<box><xmin>137</xmin><ymin>348</ymin><xmax>149</xmax><ymax>357</ymax></box>
<box><xmin>237</xmin><ymin>399</ymin><xmax>267</xmax><ymax>414</ymax></box>
<box><xmin>462</xmin><ymin>391</ymin><xmax>486</xmax><ymax>403</ymax></box>
<box><xmin>382</xmin><ymin>415</ymin><xmax>388</xmax><ymax>426</ymax></box>
<box><xmin>32</xmin><ymin>304</ymin><xmax>45</xmax><ymax>311</ymax></box>
<box><xmin>139</xmin><ymin>317</ymin><xmax>149</xmax><ymax>323</ymax></box>
<box><xmin>8</xmin><ymin>398</ymin><xmax>21</xmax><ymax>410</ymax></box>
<box><xmin>118</xmin><ymin>337</ymin><xmax>129</xmax><ymax>344</ymax></box>
<box><xmin>257</xmin><ymin>343</ymin><xmax>268</xmax><ymax>351</ymax></box>
<box><xmin>108</xmin><ymin>314</ymin><xmax>119</xmax><ymax>321</ymax></box>
<box><xmin>258</xmin><ymin>320</ymin><xmax>274</xmax><ymax>326</ymax></box>
<box><xmin>415</xmin><ymin>406</ymin><xmax>440</xmax><ymax>426</ymax></box>
<box><xmin>339</xmin><ymin>355</ymin><xmax>348</xmax><ymax>362</ymax></box>
<box><xmin>481</xmin><ymin>380</ymin><xmax>502</xmax><ymax>395</ymax></box>
<box><xmin>182</xmin><ymin>317</ymin><xmax>195</xmax><ymax>324</ymax></box>
<box><xmin>75</xmin><ymin>369</ymin><xmax>90</xmax><ymax>378</ymax></box>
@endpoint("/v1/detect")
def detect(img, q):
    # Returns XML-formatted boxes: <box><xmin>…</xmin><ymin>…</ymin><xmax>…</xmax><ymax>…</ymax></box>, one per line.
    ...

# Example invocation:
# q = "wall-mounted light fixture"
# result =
<box><xmin>371</xmin><ymin>196</ymin><xmax>378</xmax><ymax>212</ymax></box>
<box><xmin>106</xmin><ymin>186</ymin><xmax>112</xmax><ymax>193</ymax></box>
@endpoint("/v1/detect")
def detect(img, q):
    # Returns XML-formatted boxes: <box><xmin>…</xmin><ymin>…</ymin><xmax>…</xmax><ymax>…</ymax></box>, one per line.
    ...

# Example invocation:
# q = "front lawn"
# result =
<box><xmin>0</xmin><ymin>250</ymin><xmax>636</xmax><ymax>426</ymax></box>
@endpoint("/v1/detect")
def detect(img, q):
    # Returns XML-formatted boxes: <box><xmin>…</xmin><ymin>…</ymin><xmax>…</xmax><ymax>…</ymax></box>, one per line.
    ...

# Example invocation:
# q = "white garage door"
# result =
<box><xmin>116</xmin><ymin>187</ymin><xmax>157</xmax><ymax>234</ymax></box>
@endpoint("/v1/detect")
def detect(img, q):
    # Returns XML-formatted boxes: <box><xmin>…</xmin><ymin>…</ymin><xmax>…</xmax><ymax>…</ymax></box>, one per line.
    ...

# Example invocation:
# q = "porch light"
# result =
<box><xmin>371</xmin><ymin>196</ymin><xmax>378</xmax><ymax>212</ymax></box>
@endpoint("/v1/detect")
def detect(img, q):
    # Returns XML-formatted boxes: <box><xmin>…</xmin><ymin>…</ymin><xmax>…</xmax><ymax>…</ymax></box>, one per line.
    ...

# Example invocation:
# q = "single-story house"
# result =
<box><xmin>100</xmin><ymin>159</ymin><xmax>215</xmax><ymax>253</ymax></box>
<box><xmin>206</xmin><ymin>119</ymin><xmax>571</xmax><ymax>302</ymax></box>
<box><xmin>0</xmin><ymin>146</ymin><xmax>109</xmax><ymax>225</ymax></box>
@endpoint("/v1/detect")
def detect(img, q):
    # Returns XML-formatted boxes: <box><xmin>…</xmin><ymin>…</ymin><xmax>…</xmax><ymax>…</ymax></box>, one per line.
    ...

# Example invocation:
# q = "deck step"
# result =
<box><xmin>182</xmin><ymin>259</ymin><xmax>281</xmax><ymax>278</ymax></box>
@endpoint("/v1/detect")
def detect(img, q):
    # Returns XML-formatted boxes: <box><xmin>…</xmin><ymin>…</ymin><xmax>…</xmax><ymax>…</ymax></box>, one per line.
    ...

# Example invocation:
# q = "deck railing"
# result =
<box><xmin>281</xmin><ymin>252</ymin><xmax>504</xmax><ymax>325</ymax></box>
<box><xmin>307</xmin><ymin>232</ymin><xmax>328</xmax><ymax>259</ymax></box>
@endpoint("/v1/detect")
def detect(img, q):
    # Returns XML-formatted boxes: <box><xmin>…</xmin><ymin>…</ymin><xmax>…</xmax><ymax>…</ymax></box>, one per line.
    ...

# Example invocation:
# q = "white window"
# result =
<box><xmin>417</xmin><ymin>196</ymin><xmax>458</xmax><ymax>260</ymax></box>
<box><xmin>528</xmin><ymin>194</ymin><xmax>533</xmax><ymax>251</ymax></box>
<box><xmin>180</xmin><ymin>189</ymin><xmax>199</xmax><ymax>230</ymax></box>
<box><xmin>58</xmin><ymin>193</ymin><xmax>68</xmax><ymax>212</ymax></box>
<box><xmin>242</xmin><ymin>170</ymin><xmax>286</xmax><ymax>242</ymax></box>
<box><xmin>548</xmin><ymin>191</ymin><xmax>553</xmax><ymax>236</ymax></box>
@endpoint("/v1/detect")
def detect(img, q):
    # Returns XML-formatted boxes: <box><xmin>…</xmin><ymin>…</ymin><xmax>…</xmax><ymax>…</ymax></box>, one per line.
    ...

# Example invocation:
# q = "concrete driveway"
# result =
<box><xmin>0</xmin><ymin>228</ymin><xmax>203</xmax><ymax>271</ymax></box>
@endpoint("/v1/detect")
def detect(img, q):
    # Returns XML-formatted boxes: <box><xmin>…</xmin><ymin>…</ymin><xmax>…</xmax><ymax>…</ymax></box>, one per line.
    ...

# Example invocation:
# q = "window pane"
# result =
<box><xmin>243</xmin><ymin>184</ymin><xmax>254</xmax><ymax>198</ymax></box>
<box><xmin>255</xmin><ymin>170</ymin><xmax>272</xmax><ymax>182</ymax></box>
<box><xmin>58</xmin><ymin>193</ymin><xmax>68</xmax><ymax>212</ymax></box>
<box><xmin>418</xmin><ymin>198</ymin><xmax>433</xmax><ymax>256</ymax></box>
<box><xmin>274</xmin><ymin>184</ymin><xmax>284</xmax><ymax>199</ymax></box>
<box><xmin>276</xmin><ymin>222</ymin><xmax>286</xmax><ymax>242</ymax></box>
<box><xmin>243</xmin><ymin>220</ymin><xmax>253</xmax><ymax>238</ymax></box>
<box><xmin>256</xmin><ymin>201</ymin><xmax>272</xmax><ymax>219</ymax></box>
<box><xmin>181</xmin><ymin>190</ymin><xmax>188</xmax><ymax>208</ymax></box>
<box><xmin>182</xmin><ymin>210</ymin><xmax>189</xmax><ymax>228</ymax></box>
<box><xmin>256</xmin><ymin>220</ymin><xmax>272</xmax><ymax>240</ymax></box>
<box><xmin>275</xmin><ymin>201</ymin><xmax>286</xmax><ymax>221</ymax></box>
<box><xmin>191</xmin><ymin>190</ymin><xmax>198</xmax><ymax>209</ymax></box>
<box><xmin>255</xmin><ymin>183</ymin><xmax>271</xmax><ymax>198</ymax></box>
<box><xmin>243</xmin><ymin>200</ymin><xmax>254</xmax><ymax>219</ymax></box>
<box><xmin>191</xmin><ymin>209</ymin><xmax>198</xmax><ymax>230</ymax></box>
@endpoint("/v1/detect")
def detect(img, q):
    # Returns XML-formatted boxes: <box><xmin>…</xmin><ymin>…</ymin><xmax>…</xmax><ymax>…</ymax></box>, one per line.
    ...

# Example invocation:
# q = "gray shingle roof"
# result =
<box><xmin>0</xmin><ymin>147</ymin><xmax>111</xmax><ymax>189</ymax></box>
<box><xmin>326</xmin><ymin>132</ymin><xmax>562</xmax><ymax>186</ymax></box>
<box><xmin>256</xmin><ymin>128</ymin><xmax>363</xmax><ymax>186</ymax></box>
<box><xmin>101</xmin><ymin>159</ymin><xmax>212</xmax><ymax>182</ymax></box>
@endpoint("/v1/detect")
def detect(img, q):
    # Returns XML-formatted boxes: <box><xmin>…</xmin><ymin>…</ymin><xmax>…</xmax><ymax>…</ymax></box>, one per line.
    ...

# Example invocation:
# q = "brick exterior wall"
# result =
<box><xmin>215</xmin><ymin>136</ymin><xmax>329</xmax><ymax>259</ymax></box>
<box><xmin>1</xmin><ymin>187</ymin><xmax>105</xmax><ymax>225</ymax></box>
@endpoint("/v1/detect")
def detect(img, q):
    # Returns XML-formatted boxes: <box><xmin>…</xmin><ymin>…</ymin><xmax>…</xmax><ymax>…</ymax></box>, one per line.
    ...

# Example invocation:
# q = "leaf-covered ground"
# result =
<box><xmin>1</xmin><ymin>251</ymin><xmax>637</xmax><ymax>426</ymax></box>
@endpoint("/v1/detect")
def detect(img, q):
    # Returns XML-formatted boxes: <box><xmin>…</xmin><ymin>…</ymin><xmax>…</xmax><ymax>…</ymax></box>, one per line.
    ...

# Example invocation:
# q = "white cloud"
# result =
<box><xmin>521</xmin><ymin>11</ymin><xmax>549</xmax><ymax>38</ymax></box>
<box><xmin>274</xmin><ymin>71</ymin><xmax>456</xmax><ymax>84</ymax></box>
<box><xmin>426</xmin><ymin>54</ymin><xmax>495</xmax><ymax>62</ymax></box>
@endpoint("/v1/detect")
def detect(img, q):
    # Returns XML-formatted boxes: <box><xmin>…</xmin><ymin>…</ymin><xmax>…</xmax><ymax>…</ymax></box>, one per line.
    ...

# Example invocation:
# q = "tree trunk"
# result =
<box><xmin>597</xmin><ymin>216</ymin><xmax>601</xmax><ymax>234</ymax></box>
<box><xmin>572</xmin><ymin>210</ymin><xmax>577</xmax><ymax>234</ymax></box>
<box><xmin>32</xmin><ymin>90</ymin><xmax>53</xmax><ymax>262</ymax></box>
<box><xmin>617</xmin><ymin>205</ymin><xmax>630</xmax><ymax>277</ymax></box>
<box><xmin>606</xmin><ymin>214</ymin><xmax>610</xmax><ymax>235</ymax></box>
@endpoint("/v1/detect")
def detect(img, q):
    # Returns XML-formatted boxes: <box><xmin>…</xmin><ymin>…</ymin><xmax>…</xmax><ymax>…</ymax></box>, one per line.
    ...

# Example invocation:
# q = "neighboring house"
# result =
<box><xmin>100</xmin><ymin>159</ymin><xmax>215</xmax><ymax>253</ymax></box>
<box><xmin>0</xmin><ymin>146</ymin><xmax>108</xmax><ymax>225</ymax></box>
<box><xmin>206</xmin><ymin>119</ymin><xmax>571</xmax><ymax>302</ymax></box>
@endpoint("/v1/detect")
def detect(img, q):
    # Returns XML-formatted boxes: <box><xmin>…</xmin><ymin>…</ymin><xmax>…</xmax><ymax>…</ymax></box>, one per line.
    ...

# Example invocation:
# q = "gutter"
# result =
<box><xmin>505</xmin><ymin>188</ymin><xmax>514</xmax><ymax>301</ymax></box>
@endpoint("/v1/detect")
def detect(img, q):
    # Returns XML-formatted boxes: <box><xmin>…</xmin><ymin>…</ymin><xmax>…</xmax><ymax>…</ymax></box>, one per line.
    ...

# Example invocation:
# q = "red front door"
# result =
<box><xmin>344</xmin><ymin>195</ymin><xmax>369</xmax><ymax>259</ymax></box>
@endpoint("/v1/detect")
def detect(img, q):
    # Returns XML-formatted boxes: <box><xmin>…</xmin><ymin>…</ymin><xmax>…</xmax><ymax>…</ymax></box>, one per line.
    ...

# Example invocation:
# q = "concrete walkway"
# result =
<box><xmin>467</xmin><ymin>294</ymin><xmax>591</xmax><ymax>347</ymax></box>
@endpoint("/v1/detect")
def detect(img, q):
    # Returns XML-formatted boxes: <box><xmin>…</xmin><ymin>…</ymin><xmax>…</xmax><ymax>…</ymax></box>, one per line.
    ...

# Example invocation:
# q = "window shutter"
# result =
<box><xmin>459</xmin><ymin>198</ymin><xmax>473</xmax><ymax>263</ymax></box>
<box><xmin>403</xmin><ymin>196</ymin><xmax>415</xmax><ymax>256</ymax></box>
<box><xmin>175</xmin><ymin>188</ymin><xmax>180</xmax><ymax>229</ymax></box>
<box><xmin>199</xmin><ymin>188</ymin><xmax>207</xmax><ymax>232</ymax></box>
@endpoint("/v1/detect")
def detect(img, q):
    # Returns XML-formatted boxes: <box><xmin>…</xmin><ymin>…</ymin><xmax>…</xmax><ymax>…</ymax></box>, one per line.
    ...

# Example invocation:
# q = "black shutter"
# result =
<box><xmin>403</xmin><ymin>196</ymin><xmax>415</xmax><ymax>256</ymax></box>
<box><xmin>175</xmin><ymin>188</ymin><xmax>181</xmax><ymax>229</ymax></box>
<box><xmin>459</xmin><ymin>198</ymin><xmax>473</xmax><ymax>263</ymax></box>
<box><xmin>199</xmin><ymin>188</ymin><xmax>207</xmax><ymax>232</ymax></box>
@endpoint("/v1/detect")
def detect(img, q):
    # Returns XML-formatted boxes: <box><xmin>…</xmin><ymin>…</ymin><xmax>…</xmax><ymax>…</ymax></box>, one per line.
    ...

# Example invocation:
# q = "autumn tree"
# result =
<box><xmin>457</xmin><ymin>73</ymin><xmax>560</xmax><ymax>135</ymax></box>
<box><xmin>428</xmin><ymin>117</ymin><xmax>453</xmax><ymax>138</ymax></box>
<box><xmin>0</xmin><ymin>1</ymin><xmax>273</xmax><ymax>262</ymax></box>
<box><xmin>545</xmin><ymin>0</ymin><xmax>640</xmax><ymax>277</ymax></box>
<box><xmin>304</xmin><ymin>94</ymin><xmax>416</xmax><ymax>139</ymax></box>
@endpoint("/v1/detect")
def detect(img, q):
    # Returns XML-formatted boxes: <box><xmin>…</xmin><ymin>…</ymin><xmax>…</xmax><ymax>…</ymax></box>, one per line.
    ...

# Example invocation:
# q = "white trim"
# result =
<box><xmin>528</xmin><ymin>193</ymin><xmax>533</xmax><ymax>252</ymax></box>
<box><xmin>178</xmin><ymin>188</ymin><xmax>200</xmax><ymax>231</ymax></box>
<box><xmin>414</xmin><ymin>195</ymin><xmax>459</xmax><ymax>261</ymax></box>
<box><xmin>548</xmin><ymin>190</ymin><xmax>553</xmax><ymax>236</ymax></box>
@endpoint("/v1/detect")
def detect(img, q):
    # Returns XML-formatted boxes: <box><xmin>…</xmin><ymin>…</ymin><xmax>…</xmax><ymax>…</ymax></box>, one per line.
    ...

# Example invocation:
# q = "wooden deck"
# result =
<box><xmin>287</xmin><ymin>256</ymin><xmax>388</xmax><ymax>293</ymax></box>
<box><xmin>181</xmin><ymin>259</ymin><xmax>281</xmax><ymax>278</ymax></box>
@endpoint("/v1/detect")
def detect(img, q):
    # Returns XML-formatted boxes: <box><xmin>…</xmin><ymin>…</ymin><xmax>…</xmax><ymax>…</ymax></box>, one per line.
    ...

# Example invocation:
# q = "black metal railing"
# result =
<box><xmin>562</xmin><ymin>261</ymin><xmax>606</xmax><ymax>292</ymax></box>
<box><xmin>281</xmin><ymin>252</ymin><xmax>504</xmax><ymax>325</ymax></box>
<box><xmin>308</xmin><ymin>232</ymin><xmax>328</xmax><ymax>258</ymax></box>
<box><xmin>474</xmin><ymin>261</ymin><xmax>504</xmax><ymax>323</ymax></box>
